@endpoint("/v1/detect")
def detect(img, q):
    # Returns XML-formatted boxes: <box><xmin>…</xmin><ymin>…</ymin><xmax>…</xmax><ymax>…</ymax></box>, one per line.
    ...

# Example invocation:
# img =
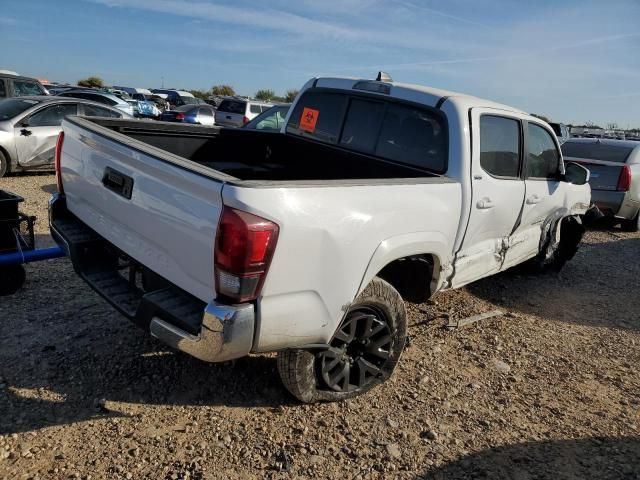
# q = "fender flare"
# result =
<box><xmin>355</xmin><ymin>231</ymin><xmax>453</xmax><ymax>300</ymax></box>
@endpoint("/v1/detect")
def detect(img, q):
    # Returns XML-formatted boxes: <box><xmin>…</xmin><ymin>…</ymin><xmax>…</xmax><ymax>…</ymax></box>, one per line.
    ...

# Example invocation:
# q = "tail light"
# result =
<box><xmin>617</xmin><ymin>165</ymin><xmax>631</xmax><ymax>191</ymax></box>
<box><xmin>175</xmin><ymin>112</ymin><xmax>185</xmax><ymax>121</ymax></box>
<box><xmin>54</xmin><ymin>131</ymin><xmax>65</xmax><ymax>194</ymax></box>
<box><xmin>214</xmin><ymin>206</ymin><xmax>279</xmax><ymax>302</ymax></box>
<box><xmin>242</xmin><ymin>116</ymin><xmax>249</xmax><ymax>125</ymax></box>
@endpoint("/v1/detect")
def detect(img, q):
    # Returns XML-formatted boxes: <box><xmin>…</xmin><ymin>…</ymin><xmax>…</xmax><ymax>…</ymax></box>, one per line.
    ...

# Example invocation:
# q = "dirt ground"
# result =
<box><xmin>1</xmin><ymin>173</ymin><xmax>639</xmax><ymax>480</ymax></box>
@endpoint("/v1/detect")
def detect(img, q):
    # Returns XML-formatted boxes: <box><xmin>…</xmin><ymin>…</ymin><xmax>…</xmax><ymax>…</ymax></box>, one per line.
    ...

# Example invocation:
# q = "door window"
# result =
<box><xmin>82</xmin><ymin>104</ymin><xmax>121</xmax><ymax>118</ymax></box>
<box><xmin>29</xmin><ymin>104</ymin><xmax>78</xmax><ymax>127</ymax></box>
<box><xmin>479</xmin><ymin>115</ymin><xmax>521</xmax><ymax>178</ymax></box>
<box><xmin>0</xmin><ymin>79</ymin><xmax>6</xmax><ymax>99</ymax></box>
<box><xmin>13</xmin><ymin>80</ymin><xmax>46</xmax><ymax>96</ymax></box>
<box><xmin>527</xmin><ymin>123</ymin><xmax>560</xmax><ymax>179</ymax></box>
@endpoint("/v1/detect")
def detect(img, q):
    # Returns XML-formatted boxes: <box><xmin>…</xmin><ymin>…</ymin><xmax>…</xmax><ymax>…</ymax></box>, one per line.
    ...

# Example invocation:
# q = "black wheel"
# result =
<box><xmin>0</xmin><ymin>150</ymin><xmax>9</xmax><ymax>177</ymax></box>
<box><xmin>278</xmin><ymin>277</ymin><xmax>407</xmax><ymax>403</ymax></box>
<box><xmin>523</xmin><ymin>215</ymin><xmax>585</xmax><ymax>273</ymax></box>
<box><xmin>0</xmin><ymin>265</ymin><xmax>26</xmax><ymax>296</ymax></box>
<box><xmin>621</xmin><ymin>212</ymin><xmax>640</xmax><ymax>232</ymax></box>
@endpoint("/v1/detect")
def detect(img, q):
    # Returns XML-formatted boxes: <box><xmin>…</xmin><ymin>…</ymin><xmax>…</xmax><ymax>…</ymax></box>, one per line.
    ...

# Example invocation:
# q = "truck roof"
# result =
<box><xmin>313</xmin><ymin>76</ymin><xmax>527</xmax><ymax>115</ymax></box>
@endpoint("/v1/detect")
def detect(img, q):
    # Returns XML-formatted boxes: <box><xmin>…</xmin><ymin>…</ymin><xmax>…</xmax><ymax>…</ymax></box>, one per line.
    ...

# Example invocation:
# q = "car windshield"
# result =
<box><xmin>0</xmin><ymin>98</ymin><xmax>40</xmax><ymax>120</ymax></box>
<box><xmin>561</xmin><ymin>142</ymin><xmax>634</xmax><ymax>163</ymax></box>
<box><xmin>180</xmin><ymin>96</ymin><xmax>199</xmax><ymax>105</ymax></box>
<box><xmin>217</xmin><ymin>99</ymin><xmax>246</xmax><ymax>114</ymax></box>
<box><xmin>245</xmin><ymin>105</ymin><xmax>290</xmax><ymax>130</ymax></box>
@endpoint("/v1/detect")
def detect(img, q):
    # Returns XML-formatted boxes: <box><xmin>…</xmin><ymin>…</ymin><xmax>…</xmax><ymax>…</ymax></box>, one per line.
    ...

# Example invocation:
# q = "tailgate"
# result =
<box><xmin>60</xmin><ymin>119</ymin><xmax>224</xmax><ymax>302</ymax></box>
<box><xmin>568</xmin><ymin>157</ymin><xmax>624</xmax><ymax>191</ymax></box>
<box><xmin>215</xmin><ymin>111</ymin><xmax>243</xmax><ymax>127</ymax></box>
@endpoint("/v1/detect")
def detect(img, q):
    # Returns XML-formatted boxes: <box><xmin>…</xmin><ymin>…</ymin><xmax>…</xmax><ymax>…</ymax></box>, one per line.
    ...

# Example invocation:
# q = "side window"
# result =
<box><xmin>29</xmin><ymin>104</ymin><xmax>78</xmax><ymax>127</ymax></box>
<box><xmin>13</xmin><ymin>81</ymin><xmax>45</xmax><ymax>96</ymax></box>
<box><xmin>0</xmin><ymin>79</ymin><xmax>6</xmax><ymax>98</ymax></box>
<box><xmin>527</xmin><ymin>123</ymin><xmax>560</xmax><ymax>179</ymax></box>
<box><xmin>249</xmin><ymin>104</ymin><xmax>261</xmax><ymax>114</ymax></box>
<box><xmin>479</xmin><ymin>115</ymin><xmax>521</xmax><ymax>178</ymax></box>
<box><xmin>83</xmin><ymin>104</ymin><xmax>121</xmax><ymax>118</ymax></box>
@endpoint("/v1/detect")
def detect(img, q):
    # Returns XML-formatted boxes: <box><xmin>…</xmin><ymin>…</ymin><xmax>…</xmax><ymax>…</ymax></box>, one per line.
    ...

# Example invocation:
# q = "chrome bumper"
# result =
<box><xmin>150</xmin><ymin>301</ymin><xmax>255</xmax><ymax>362</ymax></box>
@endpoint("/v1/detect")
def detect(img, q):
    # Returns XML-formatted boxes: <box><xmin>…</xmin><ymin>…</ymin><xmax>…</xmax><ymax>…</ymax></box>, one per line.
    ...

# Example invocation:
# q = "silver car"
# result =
<box><xmin>57</xmin><ymin>89</ymin><xmax>135</xmax><ymax>116</ymax></box>
<box><xmin>0</xmin><ymin>96</ymin><xmax>130</xmax><ymax>177</ymax></box>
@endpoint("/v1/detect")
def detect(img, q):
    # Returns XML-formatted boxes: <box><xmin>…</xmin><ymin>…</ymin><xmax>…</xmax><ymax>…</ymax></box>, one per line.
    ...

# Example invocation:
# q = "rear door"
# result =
<box><xmin>215</xmin><ymin>99</ymin><xmax>247</xmax><ymax>127</ymax></box>
<box><xmin>502</xmin><ymin>122</ymin><xmax>566</xmax><ymax>268</ymax></box>
<box><xmin>14</xmin><ymin>103</ymin><xmax>78</xmax><ymax>167</ymax></box>
<box><xmin>451</xmin><ymin>110</ymin><xmax>526</xmax><ymax>287</ymax></box>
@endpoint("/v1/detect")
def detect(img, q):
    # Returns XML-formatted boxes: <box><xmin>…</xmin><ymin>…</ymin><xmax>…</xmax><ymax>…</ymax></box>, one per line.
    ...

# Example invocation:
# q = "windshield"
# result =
<box><xmin>180</xmin><ymin>96</ymin><xmax>199</xmax><ymax>105</ymax></box>
<box><xmin>0</xmin><ymin>98</ymin><xmax>40</xmax><ymax>120</ymax></box>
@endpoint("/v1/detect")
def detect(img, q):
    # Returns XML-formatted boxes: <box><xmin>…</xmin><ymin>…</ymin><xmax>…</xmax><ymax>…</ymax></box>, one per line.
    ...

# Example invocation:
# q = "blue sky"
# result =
<box><xmin>2</xmin><ymin>0</ymin><xmax>639</xmax><ymax>126</ymax></box>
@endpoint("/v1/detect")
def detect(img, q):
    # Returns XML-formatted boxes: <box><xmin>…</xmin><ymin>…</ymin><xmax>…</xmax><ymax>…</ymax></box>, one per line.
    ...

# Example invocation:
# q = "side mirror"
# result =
<box><xmin>563</xmin><ymin>161</ymin><xmax>590</xmax><ymax>185</ymax></box>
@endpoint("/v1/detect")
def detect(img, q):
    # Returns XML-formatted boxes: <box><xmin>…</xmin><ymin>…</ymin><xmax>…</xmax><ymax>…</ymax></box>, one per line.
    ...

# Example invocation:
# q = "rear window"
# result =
<box><xmin>218</xmin><ymin>100</ymin><xmax>246</xmax><ymax>114</ymax></box>
<box><xmin>287</xmin><ymin>90</ymin><xmax>447</xmax><ymax>173</ymax></box>
<box><xmin>561</xmin><ymin>142</ymin><xmax>634</xmax><ymax>163</ymax></box>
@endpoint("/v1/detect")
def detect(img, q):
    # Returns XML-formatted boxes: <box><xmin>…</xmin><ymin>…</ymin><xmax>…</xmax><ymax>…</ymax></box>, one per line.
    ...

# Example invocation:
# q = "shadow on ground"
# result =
<box><xmin>421</xmin><ymin>435</ymin><xmax>640</xmax><ymax>480</ymax></box>
<box><xmin>467</xmin><ymin>236</ymin><xmax>640</xmax><ymax>332</ymax></box>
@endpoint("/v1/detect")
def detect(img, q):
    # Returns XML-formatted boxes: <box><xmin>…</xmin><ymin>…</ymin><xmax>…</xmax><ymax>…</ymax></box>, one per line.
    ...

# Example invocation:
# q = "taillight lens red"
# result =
<box><xmin>242</xmin><ymin>116</ymin><xmax>249</xmax><ymax>125</ymax></box>
<box><xmin>214</xmin><ymin>206</ymin><xmax>279</xmax><ymax>302</ymax></box>
<box><xmin>175</xmin><ymin>112</ymin><xmax>185</xmax><ymax>121</ymax></box>
<box><xmin>55</xmin><ymin>131</ymin><xmax>65</xmax><ymax>194</ymax></box>
<box><xmin>617</xmin><ymin>165</ymin><xmax>631</xmax><ymax>191</ymax></box>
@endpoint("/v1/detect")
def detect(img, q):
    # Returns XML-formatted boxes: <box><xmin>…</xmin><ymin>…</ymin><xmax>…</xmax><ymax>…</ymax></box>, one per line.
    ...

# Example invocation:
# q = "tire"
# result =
<box><xmin>621</xmin><ymin>212</ymin><xmax>640</xmax><ymax>232</ymax></box>
<box><xmin>0</xmin><ymin>265</ymin><xmax>26</xmax><ymax>296</ymax></box>
<box><xmin>278</xmin><ymin>276</ymin><xmax>407</xmax><ymax>403</ymax></box>
<box><xmin>0</xmin><ymin>150</ymin><xmax>9</xmax><ymax>178</ymax></box>
<box><xmin>524</xmin><ymin>215</ymin><xmax>585</xmax><ymax>273</ymax></box>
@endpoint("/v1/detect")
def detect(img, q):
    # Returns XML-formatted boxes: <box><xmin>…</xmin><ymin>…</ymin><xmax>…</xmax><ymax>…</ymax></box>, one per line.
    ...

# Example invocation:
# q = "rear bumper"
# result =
<box><xmin>49</xmin><ymin>193</ymin><xmax>254</xmax><ymax>363</ymax></box>
<box><xmin>591</xmin><ymin>190</ymin><xmax>625</xmax><ymax>216</ymax></box>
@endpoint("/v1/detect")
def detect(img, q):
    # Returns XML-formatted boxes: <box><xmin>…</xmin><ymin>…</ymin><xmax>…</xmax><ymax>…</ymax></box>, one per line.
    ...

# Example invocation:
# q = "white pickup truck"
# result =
<box><xmin>50</xmin><ymin>74</ymin><xmax>591</xmax><ymax>402</ymax></box>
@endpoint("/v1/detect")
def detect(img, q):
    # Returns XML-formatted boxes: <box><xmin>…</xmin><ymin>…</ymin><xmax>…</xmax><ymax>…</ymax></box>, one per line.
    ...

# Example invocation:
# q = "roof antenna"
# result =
<box><xmin>376</xmin><ymin>71</ymin><xmax>393</xmax><ymax>82</ymax></box>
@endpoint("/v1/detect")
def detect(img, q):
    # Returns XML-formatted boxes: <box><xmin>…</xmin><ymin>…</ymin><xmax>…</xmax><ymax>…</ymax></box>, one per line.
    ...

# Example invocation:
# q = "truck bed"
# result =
<box><xmin>70</xmin><ymin>117</ymin><xmax>435</xmax><ymax>183</ymax></box>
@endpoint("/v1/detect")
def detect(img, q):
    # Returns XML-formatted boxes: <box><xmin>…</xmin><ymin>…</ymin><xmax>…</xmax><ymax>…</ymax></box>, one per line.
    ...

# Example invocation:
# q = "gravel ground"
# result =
<box><xmin>1</xmin><ymin>173</ymin><xmax>639</xmax><ymax>480</ymax></box>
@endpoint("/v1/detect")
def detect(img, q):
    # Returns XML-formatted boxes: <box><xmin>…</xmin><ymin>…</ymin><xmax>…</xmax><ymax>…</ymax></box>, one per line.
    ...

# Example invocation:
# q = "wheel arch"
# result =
<box><xmin>356</xmin><ymin>232</ymin><xmax>452</xmax><ymax>304</ymax></box>
<box><xmin>0</xmin><ymin>144</ymin><xmax>16</xmax><ymax>173</ymax></box>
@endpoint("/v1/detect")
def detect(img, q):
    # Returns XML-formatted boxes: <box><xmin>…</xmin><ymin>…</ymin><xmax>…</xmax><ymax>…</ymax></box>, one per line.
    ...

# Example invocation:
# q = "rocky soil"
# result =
<box><xmin>1</xmin><ymin>173</ymin><xmax>639</xmax><ymax>480</ymax></box>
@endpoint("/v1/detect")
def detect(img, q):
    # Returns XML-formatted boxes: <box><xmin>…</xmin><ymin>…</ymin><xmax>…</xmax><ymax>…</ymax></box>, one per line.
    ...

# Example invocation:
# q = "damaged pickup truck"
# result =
<box><xmin>49</xmin><ymin>73</ymin><xmax>591</xmax><ymax>402</ymax></box>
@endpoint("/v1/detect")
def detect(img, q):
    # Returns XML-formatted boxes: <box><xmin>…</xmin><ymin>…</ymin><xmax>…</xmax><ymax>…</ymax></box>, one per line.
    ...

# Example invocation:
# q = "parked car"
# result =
<box><xmin>562</xmin><ymin>138</ymin><xmax>640</xmax><ymax>231</ymax></box>
<box><xmin>549</xmin><ymin>122</ymin><xmax>570</xmax><ymax>144</ymax></box>
<box><xmin>150</xmin><ymin>89</ymin><xmax>198</xmax><ymax>108</ymax></box>
<box><xmin>0</xmin><ymin>96</ymin><xmax>129</xmax><ymax>176</ymax></box>
<box><xmin>244</xmin><ymin>104</ymin><xmax>290</xmax><ymax>131</ymax></box>
<box><xmin>159</xmin><ymin>104</ymin><xmax>216</xmax><ymax>126</ymax></box>
<box><xmin>0</xmin><ymin>72</ymin><xmax>48</xmax><ymax>99</ymax></box>
<box><xmin>215</xmin><ymin>98</ymin><xmax>273</xmax><ymax>127</ymax></box>
<box><xmin>57</xmin><ymin>89</ymin><xmax>134</xmax><ymax>116</ymax></box>
<box><xmin>126</xmin><ymin>99</ymin><xmax>160</xmax><ymax>119</ymax></box>
<box><xmin>50</xmin><ymin>74</ymin><xmax>590</xmax><ymax>403</ymax></box>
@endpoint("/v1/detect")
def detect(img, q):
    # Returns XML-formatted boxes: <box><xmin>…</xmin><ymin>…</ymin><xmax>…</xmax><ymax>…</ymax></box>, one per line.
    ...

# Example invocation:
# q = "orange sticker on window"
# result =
<box><xmin>300</xmin><ymin>107</ymin><xmax>319</xmax><ymax>132</ymax></box>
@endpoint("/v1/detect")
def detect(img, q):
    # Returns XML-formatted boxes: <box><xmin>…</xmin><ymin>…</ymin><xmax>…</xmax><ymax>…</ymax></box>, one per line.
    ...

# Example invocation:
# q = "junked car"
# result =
<box><xmin>0</xmin><ymin>72</ymin><xmax>48</xmax><ymax>99</ymax></box>
<box><xmin>159</xmin><ymin>104</ymin><xmax>216</xmax><ymax>126</ymax></box>
<box><xmin>214</xmin><ymin>98</ymin><xmax>273</xmax><ymax>127</ymax></box>
<box><xmin>50</xmin><ymin>73</ymin><xmax>590</xmax><ymax>402</ymax></box>
<box><xmin>0</xmin><ymin>96</ymin><xmax>129</xmax><ymax>176</ymax></box>
<box><xmin>562</xmin><ymin>138</ymin><xmax>640</xmax><ymax>231</ymax></box>
<box><xmin>57</xmin><ymin>89</ymin><xmax>134</xmax><ymax>116</ymax></box>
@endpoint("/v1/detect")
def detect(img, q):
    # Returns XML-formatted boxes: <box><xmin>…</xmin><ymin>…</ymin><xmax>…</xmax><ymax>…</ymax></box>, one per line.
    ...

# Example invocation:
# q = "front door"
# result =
<box><xmin>451</xmin><ymin>110</ymin><xmax>526</xmax><ymax>288</ymax></box>
<box><xmin>503</xmin><ymin>121</ymin><xmax>565</xmax><ymax>268</ymax></box>
<box><xmin>13</xmin><ymin>103</ymin><xmax>78</xmax><ymax>167</ymax></box>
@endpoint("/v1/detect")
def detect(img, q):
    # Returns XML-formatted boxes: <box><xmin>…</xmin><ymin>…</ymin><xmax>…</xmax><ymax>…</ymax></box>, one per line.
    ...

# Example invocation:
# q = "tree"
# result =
<box><xmin>189</xmin><ymin>89</ymin><xmax>209</xmax><ymax>100</ymax></box>
<box><xmin>284</xmin><ymin>89</ymin><xmax>299</xmax><ymax>103</ymax></box>
<box><xmin>530</xmin><ymin>113</ymin><xmax>550</xmax><ymax>123</ymax></box>
<box><xmin>77</xmin><ymin>76</ymin><xmax>104</xmax><ymax>88</ymax></box>
<box><xmin>211</xmin><ymin>85</ymin><xmax>235</xmax><ymax>97</ymax></box>
<box><xmin>255</xmin><ymin>89</ymin><xmax>275</xmax><ymax>101</ymax></box>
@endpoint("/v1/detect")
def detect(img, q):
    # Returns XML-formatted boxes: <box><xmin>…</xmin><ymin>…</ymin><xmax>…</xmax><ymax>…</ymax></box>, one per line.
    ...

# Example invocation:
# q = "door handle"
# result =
<box><xmin>477</xmin><ymin>197</ymin><xmax>495</xmax><ymax>209</ymax></box>
<box><xmin>526</xmin><ymin>195</ymin><xmax>541</xmax><ymax>205</ymax></box>
<box><xmin>20</xmin><ymin>129</ymin><xmax>32</xmax><ymax>137</ymax></box>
